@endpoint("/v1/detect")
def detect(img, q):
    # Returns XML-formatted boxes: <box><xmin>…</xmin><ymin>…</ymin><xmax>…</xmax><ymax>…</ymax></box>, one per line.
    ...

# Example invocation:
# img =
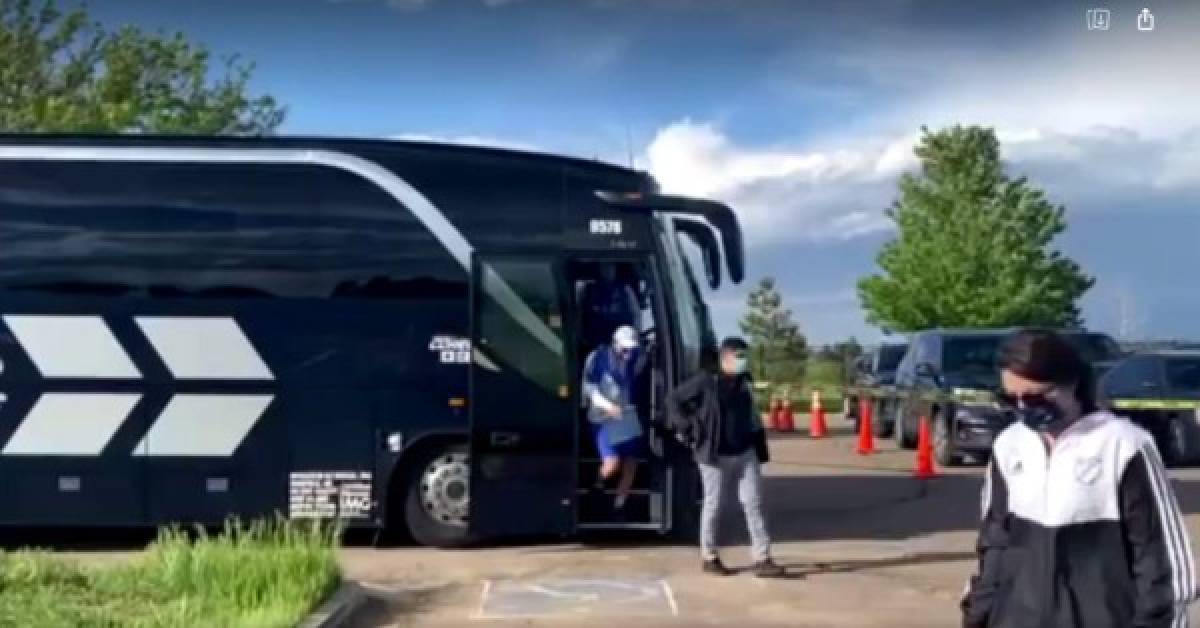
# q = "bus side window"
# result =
<box><xmin>0</xmin><ymin>160</ymin><xmax>466</xmax><ymax>302</ymax></box>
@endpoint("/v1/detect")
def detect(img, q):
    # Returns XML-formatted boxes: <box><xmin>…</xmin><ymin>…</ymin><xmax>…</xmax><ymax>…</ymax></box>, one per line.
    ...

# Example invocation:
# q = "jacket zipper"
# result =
<box><xmin>1039</xmin><ymin>427</ymin><xmax>1075</xmax><ymax>628</ymax></box>
<box><xmin>1043</xmin><ymin>438</ymin><xmax>1054</xmax><ymax>628</ymax></box>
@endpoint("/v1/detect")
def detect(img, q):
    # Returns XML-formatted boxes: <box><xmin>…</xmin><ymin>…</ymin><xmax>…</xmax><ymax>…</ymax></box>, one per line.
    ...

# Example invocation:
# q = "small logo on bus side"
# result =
<box><xmin>590</xmin><ymin>219</ymin><xmax>623</xmax><ymax>235</ymax></box>
<box><xmin>429</xmin><ymin>335</ymin><xmax>471</xmax><ymax>365</ymax></box>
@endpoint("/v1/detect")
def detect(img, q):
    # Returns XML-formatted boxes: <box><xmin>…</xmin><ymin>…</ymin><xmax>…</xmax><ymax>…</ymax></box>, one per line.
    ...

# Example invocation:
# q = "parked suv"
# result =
<box><xmin>881</xmin><ymin>328</ymin><xmax>1122</xmax><ymax>466</ymax></box>
<box><xmin>844</xmin><ymin>343</ymin><xmax>907</xmax><ymax>436</ymax></box>
<box><xmin>1098</xmin><ymin>350</ymin><xmax>1200</xmax><ymax>466</ymax></box>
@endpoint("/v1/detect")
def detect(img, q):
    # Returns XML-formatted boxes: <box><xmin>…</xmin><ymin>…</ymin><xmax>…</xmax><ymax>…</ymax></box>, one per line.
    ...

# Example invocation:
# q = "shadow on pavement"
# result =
<box><xmin>352</xmin><ymin>583</ymin><xmax>460</xmax><ymax>628</ymax></box>
<box><xmin>707</xmin><ymin>473</ymin><xmax>1200</xmax><ymax>545</ymax></box>
<box><xmin>758</xmin><ymin>474</ymin><xmax>980</xmax><ymax>543</ymax></box>
<box><xmin>767</xmin><ymin>425</ymin><xmax>859</xmax><ymax>440</ymax></box>
<box><xmin>783</xmin><ymin>551</ymin><xmax>977</xmax><ymax>576</ymax></box>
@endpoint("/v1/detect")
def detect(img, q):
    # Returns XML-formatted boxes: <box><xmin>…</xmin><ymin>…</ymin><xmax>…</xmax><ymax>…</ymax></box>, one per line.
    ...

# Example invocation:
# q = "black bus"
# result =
<box><xmin>0</xmin><ymin>136</ymin><xmax>745</xmax><ymax>547</ymax></box>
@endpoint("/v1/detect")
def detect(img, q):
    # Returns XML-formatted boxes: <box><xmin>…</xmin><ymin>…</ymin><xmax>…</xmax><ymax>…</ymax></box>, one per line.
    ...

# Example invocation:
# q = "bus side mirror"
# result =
<box><xmin>672</xmin><ymin>218</ymin><xmax>723</xmax><ymax>290</ymax></box>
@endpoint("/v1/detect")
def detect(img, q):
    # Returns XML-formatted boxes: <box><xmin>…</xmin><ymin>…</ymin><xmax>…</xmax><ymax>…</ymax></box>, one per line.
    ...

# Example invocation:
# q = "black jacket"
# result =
<box><xmin>962</xmin><ymin>412</ymin><xmax>1197</xmax><ymax>628</ymax></box>
<box><xmin>666</xmin><ymin>371</ymin><xmax>768</xmax><ymax>466</ymax></box>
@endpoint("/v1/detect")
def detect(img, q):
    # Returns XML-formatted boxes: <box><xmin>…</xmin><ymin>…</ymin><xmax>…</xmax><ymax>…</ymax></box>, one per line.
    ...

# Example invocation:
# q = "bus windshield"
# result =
<box><xmin>658</xmin><ymin>215</ymin><xmax>718</xmax><ymax>377</ymax></box>
<box><xmin>681</xmin><ymin>251</ymin><xmax>718</xmax><ymax>351</ymax></box>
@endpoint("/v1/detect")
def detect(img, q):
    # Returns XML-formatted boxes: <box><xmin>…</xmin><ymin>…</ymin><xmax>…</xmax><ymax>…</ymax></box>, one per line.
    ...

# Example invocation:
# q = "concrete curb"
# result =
<box><xmin>299</xmin><ymin>581</ymin><xmax>367</xmax><ymax>628</ymax></box>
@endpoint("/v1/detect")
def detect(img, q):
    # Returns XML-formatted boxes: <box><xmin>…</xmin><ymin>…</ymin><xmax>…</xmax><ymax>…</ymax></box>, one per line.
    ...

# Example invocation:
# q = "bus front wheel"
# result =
<box><xmin>404</xmin><ymin>444</ymin><xmax>475</xmax><ymax>547</ymax></box>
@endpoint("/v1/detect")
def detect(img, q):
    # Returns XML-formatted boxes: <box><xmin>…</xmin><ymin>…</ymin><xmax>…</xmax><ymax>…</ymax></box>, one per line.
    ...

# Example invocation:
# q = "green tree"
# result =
<box><xmin>804</xmin><ymin>355</ymin><xmax>845</xmax><ymax>393</ymax></box>
<box><xmin>1</xmin><ymin>0</ymin><xmax>284</xmax><ymax>134</ymax></box>
<box><xmin>858</xmin><ymin>125</ymin><xmax>1094</xmax><ymax>332</ymax></box>
<box><xmin>819</xmin><ymin>338</ymin><xmax>863</xmax><ymax>381</ymax></box>
<box><xmin>738</xmin><ymin>277</ymin><xmax>808</xmax><ymax>384</ymax></box>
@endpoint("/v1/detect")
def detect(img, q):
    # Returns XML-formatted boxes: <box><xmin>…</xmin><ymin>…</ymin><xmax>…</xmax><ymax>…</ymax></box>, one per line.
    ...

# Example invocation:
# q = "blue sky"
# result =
<box><xmin>90</xmin><ymin>0</ymin><xmax>1200</xmax><ymax>344</ymax></box>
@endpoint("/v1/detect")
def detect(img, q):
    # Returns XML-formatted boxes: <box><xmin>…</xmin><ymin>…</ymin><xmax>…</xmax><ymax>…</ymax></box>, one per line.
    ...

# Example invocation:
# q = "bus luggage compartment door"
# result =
<box><xmin>468</xmin><ymin>254</ymin><xmax>576</xmax><ymax>538</ymax></box>
<box><xmin>0</xmin><ymin>313</ymin><xmax>148</xmax><ymax>526</ymax></box>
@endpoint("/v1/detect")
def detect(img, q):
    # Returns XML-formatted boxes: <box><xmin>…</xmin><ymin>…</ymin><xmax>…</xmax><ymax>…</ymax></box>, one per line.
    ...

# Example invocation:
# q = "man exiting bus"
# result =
<box><xmin>667</xmin><ymin>337</ymin><xmax>786</xmax><ymax>578</ymax></box>
<box><xmin>582</xmin><ymin>325</ymin><xmax>647</xmax><ymax>520</ymax></box>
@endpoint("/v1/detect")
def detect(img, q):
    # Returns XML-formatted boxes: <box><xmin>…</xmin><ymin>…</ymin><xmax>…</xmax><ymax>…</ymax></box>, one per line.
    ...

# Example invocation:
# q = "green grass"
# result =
<box><xmin>0</xmin><ymin>518</ymin><xmax>342</xmax><ymax>628</ymax></box>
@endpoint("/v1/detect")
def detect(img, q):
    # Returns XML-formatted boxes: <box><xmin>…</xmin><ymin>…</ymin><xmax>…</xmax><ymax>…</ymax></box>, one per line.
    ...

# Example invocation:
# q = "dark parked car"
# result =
<box><xmin>844</xmin><ymin>343</ymin><xmax>907</xmax><ymax>436</ymax></box>
<box><xmin>880</xmin><ymin>328</ymin><xmax>1122</xmax><ymax>466</ymax></box>
<box><xmin>1098</xmin><ymin>351</ymin><xmax>1200</xmax><ymax>466</ymax></box>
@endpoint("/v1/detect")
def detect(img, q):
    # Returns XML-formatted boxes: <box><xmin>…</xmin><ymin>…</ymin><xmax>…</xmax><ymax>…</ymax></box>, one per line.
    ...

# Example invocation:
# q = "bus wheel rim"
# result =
<box><xmin>420</xmin><ymin>451</ymin><xmax>470</xmax><ymax>527</ymax></box>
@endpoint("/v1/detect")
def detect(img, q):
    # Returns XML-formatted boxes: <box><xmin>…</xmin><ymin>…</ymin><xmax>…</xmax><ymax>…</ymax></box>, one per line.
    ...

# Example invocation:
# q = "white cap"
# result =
<box><xmin>613</xmin><ymin>325</ymin><xmax>639</xmax><ymax>349</ymax></box>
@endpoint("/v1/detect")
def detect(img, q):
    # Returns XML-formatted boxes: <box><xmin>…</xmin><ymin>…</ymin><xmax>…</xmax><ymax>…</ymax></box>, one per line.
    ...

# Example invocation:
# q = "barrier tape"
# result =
<box><xmin>1110</xmin><ymin>399</ymin><xmax>1200</xmax><ymax>410</ymax></box>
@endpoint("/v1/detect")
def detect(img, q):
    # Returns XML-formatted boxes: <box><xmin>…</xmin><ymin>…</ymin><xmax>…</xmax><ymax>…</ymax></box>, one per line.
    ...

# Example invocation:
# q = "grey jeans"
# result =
<box><xmin>698</xmin><ymin>449</ymin><xmax>771</xmax><ymax>562</ymax></box>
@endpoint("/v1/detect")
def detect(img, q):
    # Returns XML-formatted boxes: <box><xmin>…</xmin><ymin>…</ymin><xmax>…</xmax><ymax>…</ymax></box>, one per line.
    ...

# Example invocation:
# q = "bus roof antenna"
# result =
<box><xmin>625</xmin><ymin>123</ymin><xmax>634</xmax><ymax>169</ymax></box>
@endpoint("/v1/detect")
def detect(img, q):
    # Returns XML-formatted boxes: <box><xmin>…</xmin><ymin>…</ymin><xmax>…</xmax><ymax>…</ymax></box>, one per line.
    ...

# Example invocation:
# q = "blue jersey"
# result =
<box><xmin>582</xmin><ymin>346</ymin><xmax>644</xmax><ymax>446</ymax></box>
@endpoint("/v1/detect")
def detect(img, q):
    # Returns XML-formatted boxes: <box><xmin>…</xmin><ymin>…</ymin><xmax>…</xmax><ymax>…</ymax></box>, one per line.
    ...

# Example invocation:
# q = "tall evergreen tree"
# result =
<box><xmin>858</xmin><ymin>125</ymin><xmax>1094</xmax><ymax>332</ymax></box>
<box><xmin>739</xmin><ymin>277</ymin><xmax>808</xmax><ymax>383</ymax></box>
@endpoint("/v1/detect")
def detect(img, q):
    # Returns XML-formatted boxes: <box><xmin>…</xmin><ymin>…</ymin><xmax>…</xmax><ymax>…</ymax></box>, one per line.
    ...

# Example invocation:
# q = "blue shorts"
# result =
<box><xmin>592</xmin><ymin>424</ymin><xmax>644</xmax><ymax>460</ymax></box>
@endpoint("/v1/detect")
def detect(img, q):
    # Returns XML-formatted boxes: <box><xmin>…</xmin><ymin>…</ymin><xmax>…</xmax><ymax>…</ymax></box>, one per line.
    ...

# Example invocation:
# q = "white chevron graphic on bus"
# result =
<box><xmin>0</xmin><ymin>315</ymin><xmax>274</xmax><ymax>457</ymax></box>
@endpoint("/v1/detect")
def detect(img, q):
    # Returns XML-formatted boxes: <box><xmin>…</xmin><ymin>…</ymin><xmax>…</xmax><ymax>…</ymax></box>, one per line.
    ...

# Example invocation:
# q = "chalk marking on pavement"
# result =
<box><xmin>474</xmin><ymin>578</ymin><xmax>673</xmax><ymax>619</ymax></box>
<box><xmin>474</xmin><ymin>580</ymin><xmax>492</xmax><ymax>620</ymax></box>
<box><xmin>526</xmin><ymin>584</ymin><xmax>600</xmax><ymax>601</ymax></box>
<box><xmin>660</xmin><ymin>580</ymin><xmax>679</xmax><ymax>616</ymax></box>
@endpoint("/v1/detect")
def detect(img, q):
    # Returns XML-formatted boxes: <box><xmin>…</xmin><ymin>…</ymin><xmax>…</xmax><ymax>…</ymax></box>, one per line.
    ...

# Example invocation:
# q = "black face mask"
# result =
<box><xmin>1007</xmin><ymin>393</ymin><xmax>1068</xmax><ymax>433</ymax></box>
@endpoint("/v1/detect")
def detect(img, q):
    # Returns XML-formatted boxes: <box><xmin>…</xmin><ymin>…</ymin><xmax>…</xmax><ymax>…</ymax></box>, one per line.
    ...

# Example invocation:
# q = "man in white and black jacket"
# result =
<box><xmin>962</xmin><ymin>329</ymin><xmax>1198</xmax><ymax>628</ymax></box>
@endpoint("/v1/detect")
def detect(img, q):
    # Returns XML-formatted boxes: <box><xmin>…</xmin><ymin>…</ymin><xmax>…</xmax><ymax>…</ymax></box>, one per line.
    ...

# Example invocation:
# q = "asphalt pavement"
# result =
<box><xmin>345</xmin><ymin>417</ymin><xmax>1200</xmax><ymax>627</ymax></box>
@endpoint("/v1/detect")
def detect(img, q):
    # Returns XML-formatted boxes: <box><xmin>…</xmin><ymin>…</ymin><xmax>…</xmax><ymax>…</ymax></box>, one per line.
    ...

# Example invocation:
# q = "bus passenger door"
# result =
<box><xmin>469</xmin><ymin>253</ymin><xmax>576</xmax><ymax>538</ymax></box>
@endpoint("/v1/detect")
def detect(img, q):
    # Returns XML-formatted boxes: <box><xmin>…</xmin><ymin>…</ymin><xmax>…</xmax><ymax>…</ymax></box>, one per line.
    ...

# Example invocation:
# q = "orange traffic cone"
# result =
<box><xmin>779</xmin><ymin>398</ymin><xmax>795</xmax><ymax>432</ymax></box>
<box><xmin>914</xmin><ymin>415</ymin><xmax>938</xmax><ymax>479</ymax></box>
<box><xmin>861</xmin><ymin>397</ymin><xmax>874</xmax><ymax>437</ymax></box>
<box><xmin>856</xmin><ymin>397</ymin><xmax>876</xmax><ymax>455</ymax></box>
<box><xmin>768</xmin><ymin>398</ymin><xmax>782</xmax><ymax>432</ymax></box>
<box><xmin>809</xmin><ymin>390</ymin><xmax>828</xmax><ymax>438</ymax></box>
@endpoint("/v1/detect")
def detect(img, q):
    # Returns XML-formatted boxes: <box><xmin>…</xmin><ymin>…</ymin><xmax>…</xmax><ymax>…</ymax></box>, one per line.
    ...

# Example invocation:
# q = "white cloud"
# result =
<box><xmin>789</xmin><ymin>7</ymin><xmax>1200</xmax><ymax>140</ymax></box>
<box><xmin>645</xmin><ymin>118</ymin><xmax>1200</xmax><ymax>246</ymax></box>
<box><xmin>644</xmin><ymin>120</ymin><xmax>905</xmax><ymax>244</ymax></box>
<box><xmin>1003</xmin><ymin>127</ymin><xmax>1200</xmax><ymax>197</ymax></box>
<box><xmin>656</xmin><ymin>5</ymin><xmax>1198</xmax><ymax>248</ymax></box>
<box><xmin>645</xmin><ymin>9</ymin><xmax>1200</xmax><ymax>245</ymax></box>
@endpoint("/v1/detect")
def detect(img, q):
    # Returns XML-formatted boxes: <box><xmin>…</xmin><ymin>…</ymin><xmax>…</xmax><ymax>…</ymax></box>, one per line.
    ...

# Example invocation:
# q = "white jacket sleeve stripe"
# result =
<box><xmin>980</xmin><ymin>460</ymin><xmax>993</xmax><ymax>518</ymax></box>
<box><xmin>1140</xmin><ymin>444</ymin><xmax>1197</xmax><ymax>627</ymax></box>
